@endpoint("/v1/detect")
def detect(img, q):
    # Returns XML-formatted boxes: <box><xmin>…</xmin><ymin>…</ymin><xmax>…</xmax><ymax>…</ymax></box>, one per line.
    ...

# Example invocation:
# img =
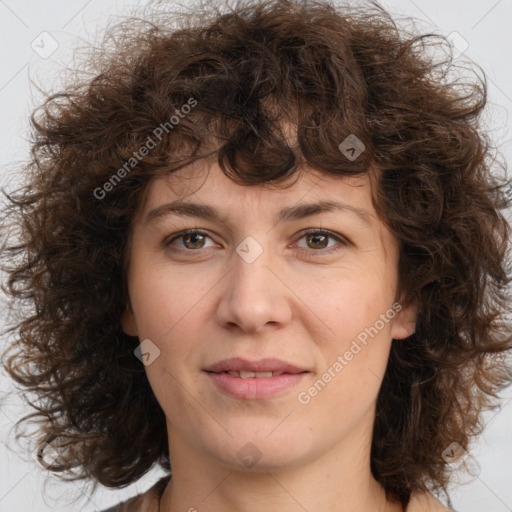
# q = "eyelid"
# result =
<box><xmin>293</xmin><ymin>228</ymin><xmax>350</xmax><ymax>255</ymax></box>
<box><xmin>163</xmin><ymin>229</ymin><xmax>217</xmax><ymax>249</ymax></box>
<box><xmin>297</xmin><ymin>228</ymin><xmax>350</xmax><ymax>245</ymax></box>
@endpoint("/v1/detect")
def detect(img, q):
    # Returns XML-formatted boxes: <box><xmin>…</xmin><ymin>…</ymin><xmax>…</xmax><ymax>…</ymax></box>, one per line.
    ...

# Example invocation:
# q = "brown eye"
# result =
<box><xmin>181</xmin><ymin>233</ymin><xmax>206</xmax><ymax>249</ymax></box>
<box><xmin>306</xmin><ymin>232</ymin><xmax>329</xmax><ymax>249</ymax></box>
<box><xmin>295</xmin><ymin>229</ymin><xmax>349</xmax><ymax>254</ymax></box>
<box><xmin>164</xmin><ymin>229</ymin><xmax>214</xmax><ymax>251</ymax></box>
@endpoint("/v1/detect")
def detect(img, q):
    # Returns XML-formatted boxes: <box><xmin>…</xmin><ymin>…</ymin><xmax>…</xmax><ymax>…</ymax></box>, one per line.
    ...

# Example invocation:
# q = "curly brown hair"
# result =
<box><xmin>1</xmin><ymin>0</ymin><xmax>512</xmax><ymax>507</ymax></box>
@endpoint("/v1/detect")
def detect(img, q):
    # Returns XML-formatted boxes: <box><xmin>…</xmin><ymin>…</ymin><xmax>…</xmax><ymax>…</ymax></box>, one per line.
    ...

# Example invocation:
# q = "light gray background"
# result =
<box><xmin>1</xmin><ymin>0</ymin><xmax>511</xmax><ymax>511</ymax></box>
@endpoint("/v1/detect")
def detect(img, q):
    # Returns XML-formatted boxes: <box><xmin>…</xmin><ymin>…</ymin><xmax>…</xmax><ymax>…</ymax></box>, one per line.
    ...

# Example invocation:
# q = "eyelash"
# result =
<box><xmin>163</xmin><ymin>228</ymin><xmax>349</xmax><ymax>255</ymax></box>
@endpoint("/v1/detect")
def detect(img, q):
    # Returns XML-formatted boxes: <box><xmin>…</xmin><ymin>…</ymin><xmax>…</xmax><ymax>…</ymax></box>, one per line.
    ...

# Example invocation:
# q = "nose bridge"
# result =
<box><xmin>216</xmin><ymin>233</ymin><xmax>292</xmax><ymax>332</ymax></box>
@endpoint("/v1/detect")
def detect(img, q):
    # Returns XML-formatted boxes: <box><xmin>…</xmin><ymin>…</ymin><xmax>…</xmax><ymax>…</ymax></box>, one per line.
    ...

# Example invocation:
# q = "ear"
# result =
<box><xmin>120</xmin><ymin>302</ymin><xmax>139</xmax><ymax>337</ymax></box>
<box><xmin>390</xmin><ymin>298</ymin><xmax>418</xmax><ymax>340</ymax></box>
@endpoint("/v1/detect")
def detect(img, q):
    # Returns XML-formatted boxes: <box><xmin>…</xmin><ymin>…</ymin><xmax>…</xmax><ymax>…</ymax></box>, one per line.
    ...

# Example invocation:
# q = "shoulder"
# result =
<box><xmin>97</xmin><ymin>476</ymin><xmax>171</xmax><ymax>512</ymax></box>
<box><xmin>406</xmin><ymin>490</ymin><xmax>453</xmax><ymax>512</ymax></box>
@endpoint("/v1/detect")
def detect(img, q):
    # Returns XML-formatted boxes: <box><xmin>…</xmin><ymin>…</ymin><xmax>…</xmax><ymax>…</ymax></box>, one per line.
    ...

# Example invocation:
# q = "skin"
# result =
<box><xmin>121</xmin><ymin>155</ymin><xmax>417</xmax><ymax>512</ymax></box>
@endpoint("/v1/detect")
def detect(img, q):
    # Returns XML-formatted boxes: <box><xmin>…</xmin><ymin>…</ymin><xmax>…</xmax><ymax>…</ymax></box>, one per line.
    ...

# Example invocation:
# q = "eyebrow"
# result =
<box><xmin>144</xmin><ymin>199</ymin><xmax>374</xmax><ymax>227</ymax></box>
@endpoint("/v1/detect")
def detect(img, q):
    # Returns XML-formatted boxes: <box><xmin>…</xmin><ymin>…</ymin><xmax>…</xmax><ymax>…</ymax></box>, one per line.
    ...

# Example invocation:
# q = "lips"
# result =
<box><xmin>203</xmin><ymin>357</ymin><xmax>307</xmax><ymax>375</ymax></box>
<box><xmin>203</xmin><ymin>357</ymin><xmax>309</xmax><ymax>400</ymax></box>
<box><xmin>225</xmin><ymin>370</ymin><xmax>283</xmax><ymax>378</ymax></box>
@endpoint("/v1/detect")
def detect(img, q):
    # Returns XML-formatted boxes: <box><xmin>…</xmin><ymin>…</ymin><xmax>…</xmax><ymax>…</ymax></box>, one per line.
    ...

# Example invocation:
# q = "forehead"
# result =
<box><xmin>136</xmin><ymin>157</ymin><xmax>377</xmax><ymax>226</ymax></box>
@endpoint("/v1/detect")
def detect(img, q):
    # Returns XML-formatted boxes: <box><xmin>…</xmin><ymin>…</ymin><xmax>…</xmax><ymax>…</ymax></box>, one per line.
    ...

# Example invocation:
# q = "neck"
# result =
<box><xmin>160</xmin><ymin>469</ymin><xmax>398</xmax><ymax>512</ymax></box>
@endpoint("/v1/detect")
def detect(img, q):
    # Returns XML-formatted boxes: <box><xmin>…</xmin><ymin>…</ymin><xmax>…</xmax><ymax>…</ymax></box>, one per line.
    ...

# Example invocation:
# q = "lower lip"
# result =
<box><xmin>204</xmin><ymin>371</ymin><xmax>308</xmax><ymax>400</ymax></box>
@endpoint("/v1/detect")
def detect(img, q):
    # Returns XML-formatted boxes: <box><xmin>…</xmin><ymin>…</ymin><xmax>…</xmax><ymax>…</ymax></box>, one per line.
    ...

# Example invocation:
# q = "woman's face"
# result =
<box><xmin>121</xmin><ymin>158</ymin><xmax>416</xmax><ymax>472</ymax></box>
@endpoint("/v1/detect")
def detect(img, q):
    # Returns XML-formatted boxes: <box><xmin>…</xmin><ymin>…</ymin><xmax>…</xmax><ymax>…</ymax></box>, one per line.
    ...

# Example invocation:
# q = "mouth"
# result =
<box><xmin>203</xmin><ymin>358</ymin><xmax>310</xmax><ymax>400</ymax></box>
<box><xmin>209</xmin><ymin>370</ymin><xmax>305</xmax><ymax>378</ymax></box>
<box><xmin>203</xmin><ymin>356</ymin><xmax>308</xmax><ymax>374</ymax></box>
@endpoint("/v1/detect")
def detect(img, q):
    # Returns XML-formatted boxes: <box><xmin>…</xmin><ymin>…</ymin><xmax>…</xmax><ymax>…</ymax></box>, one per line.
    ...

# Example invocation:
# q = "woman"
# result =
<box><xmin>1</xmin><ymin>0</ymin><xmax>511</xmax><ymax>510</ymax></box>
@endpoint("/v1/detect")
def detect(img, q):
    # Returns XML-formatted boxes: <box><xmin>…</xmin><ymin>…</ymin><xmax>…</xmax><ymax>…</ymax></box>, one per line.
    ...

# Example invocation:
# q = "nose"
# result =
<box><xmin>215</xmin><ymin>238</ymin><xmax>293</xmax><ymax>333</ymax></box>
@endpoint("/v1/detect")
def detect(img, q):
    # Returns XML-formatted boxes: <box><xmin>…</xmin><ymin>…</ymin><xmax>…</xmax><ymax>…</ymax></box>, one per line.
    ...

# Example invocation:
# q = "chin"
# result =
<box><xmin>208</xmin><ymin>424</ymin><xmax>314</xmax><ymax>471</ymax></box>
<box><xmin>218</xmin><ymin>444</ymin><xmax>308</xmax><ymax>474</ymax></box>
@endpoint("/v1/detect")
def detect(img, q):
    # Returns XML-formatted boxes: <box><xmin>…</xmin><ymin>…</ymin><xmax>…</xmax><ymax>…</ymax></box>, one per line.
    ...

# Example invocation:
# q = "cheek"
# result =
<box><xmin>131</xmin><ymin>276</ymin><xmax>204</xmax><ymax>415</ymax></box>
<box><xmin>128</xmin><ymin>258</ymin><xmax>208</xmax><ymax>338</ymax></box>
<box><xmin>311</xmin><ymin>268</ymin><xmax>395</xmax><ymax>339</ymax></box>
<box><xmin>127</xmin><ymin>257</ymin><xmax>218</xmax><ymax>368</ymax></box>
<box><xmin>307</xmin><ymin>269</ymin><xmax>396</xmax><ymax>399</ymax></box>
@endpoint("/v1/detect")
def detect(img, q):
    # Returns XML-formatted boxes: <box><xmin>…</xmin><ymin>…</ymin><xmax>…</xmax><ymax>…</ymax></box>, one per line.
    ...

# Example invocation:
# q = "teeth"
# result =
<box><xmin>227</xmin><ymin>370</ymin><xmax>282</xmax><ymax>378</ymax></box>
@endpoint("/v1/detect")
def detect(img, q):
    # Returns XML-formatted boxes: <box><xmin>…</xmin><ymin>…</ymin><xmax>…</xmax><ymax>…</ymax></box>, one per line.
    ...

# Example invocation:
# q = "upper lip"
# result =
<box><xmin>203</xmin><ymin>357</ymin><xmax>308</xmax><ymax>374</ymax></box>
